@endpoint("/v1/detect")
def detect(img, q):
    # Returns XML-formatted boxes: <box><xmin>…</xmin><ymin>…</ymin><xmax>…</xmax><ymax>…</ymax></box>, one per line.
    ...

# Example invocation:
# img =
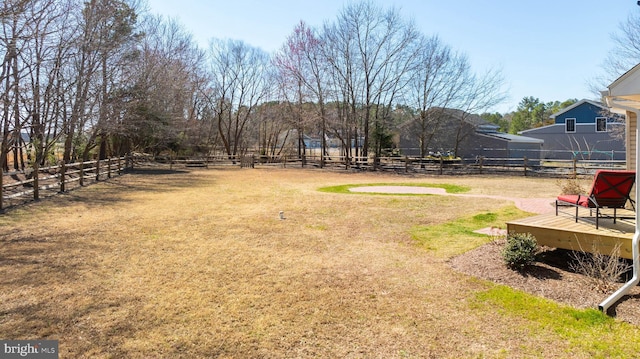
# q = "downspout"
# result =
<box><xmin>598</xmin><ymin>115</ymin><xmax>640</xmax><ymax>313</ymax></box>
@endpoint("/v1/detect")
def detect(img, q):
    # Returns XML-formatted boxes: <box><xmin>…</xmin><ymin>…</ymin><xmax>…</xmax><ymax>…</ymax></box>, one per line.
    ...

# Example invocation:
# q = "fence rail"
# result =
<box><xmin>1</xmin><ymin>156</ymin><xmax>131</xmax><ymax>210</ymax></box>
<box><xmin>154</xmin><ymin>153</ymin><xmax>627</xmax><ymax>177</ymax></box>
<box><xmin>1</xmin><ymin>152</ymin><xmax>627</xmax><ymax>210</ymax></box>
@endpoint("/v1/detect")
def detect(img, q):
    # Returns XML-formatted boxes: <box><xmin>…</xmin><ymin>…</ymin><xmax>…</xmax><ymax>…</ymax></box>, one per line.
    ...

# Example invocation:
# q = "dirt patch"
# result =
<box><xmin>450</xmin><ymin>239</ymin><xmax>640</xmax><ymax>325</ymax></box>
<box><xmin>349</xmin><ymin>185</ymin><xmax>447</xmax><ymax>194</ymax></box>
<box><xmin>349</xmin><ymin>185</ymin><xmax>555</xmax><ymax>214</ymax></box>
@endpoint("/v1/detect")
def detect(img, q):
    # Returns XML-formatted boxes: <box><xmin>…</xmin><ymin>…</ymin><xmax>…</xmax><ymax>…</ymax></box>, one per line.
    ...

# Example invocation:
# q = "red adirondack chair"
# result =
<box><xmin>555</xmin><ymin>170</ymin><xmax>636</xmax><ymax>229</ymax></box>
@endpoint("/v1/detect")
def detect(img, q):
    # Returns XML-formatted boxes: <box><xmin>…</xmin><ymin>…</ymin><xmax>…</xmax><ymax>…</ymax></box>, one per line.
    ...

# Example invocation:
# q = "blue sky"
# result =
<box><xmin>145</xmin><ymin>0</ymin><xmax>638</xmax><ymax>114</ymax></box>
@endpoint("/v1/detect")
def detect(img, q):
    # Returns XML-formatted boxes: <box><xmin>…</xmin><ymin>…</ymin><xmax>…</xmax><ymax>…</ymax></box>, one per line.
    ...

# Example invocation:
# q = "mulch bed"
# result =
<box><xmin>449</xmin><ymin>239</ymin><xmax>640</xmax><ymax>326</ymax></box>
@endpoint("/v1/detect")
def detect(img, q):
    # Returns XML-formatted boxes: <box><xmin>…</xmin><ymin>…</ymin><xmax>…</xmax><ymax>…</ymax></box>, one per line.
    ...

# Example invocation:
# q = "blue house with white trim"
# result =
<box><xmin>518</xmin><ymin>99</ymin><xmax>625</xmax><ymax>161</ymax></box>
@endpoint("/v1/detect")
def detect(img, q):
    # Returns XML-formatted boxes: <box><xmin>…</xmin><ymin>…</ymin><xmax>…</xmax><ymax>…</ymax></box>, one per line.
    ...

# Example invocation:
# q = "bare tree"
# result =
<box><xmin>450</xmin><ymin>67</ymin><xmax>506</xmax><ymax>157</ymax></box>
<box><xmin>605</xmin><ymin>10</ymin><xmax>640</xmax><ymax>81</ymax></box>
<box><xmin>273</xmin><ymin>40</ymin><xmax>311</xmax><ymax>164</ymax></box>
<box><xmin>79</xmin><ymin>0</ymin><xmax>141</xmax><ymax>164</ymax></box>
<box><xmin>0</xmin><ymin>0</ymin><xmax>30</xmax><ymax>177</ymax></box>
<box><xmin>61</xmin><ymin>0</ymin><xmax>102</xmax><ymax>168</ymax></box>
<box><xmin>274</xmin><ymin>22</ymin><xmax>312</xmax><ymax>165</ymax></box>
<box><xmin>0</xmin><ymin>0</ymin><xmax>33</xmax><ymax>209</ymax></box>
<box><xmin>124</xmin><ymin>15</ymin><xmax>206</xmax><ymax>156</ymax></box>
<box><xmin>22</xmin><ymin>0</ymin><xmax>77</xmax><ymax>196</ymax></box>
<box><xmin>404</xmin><ymin>35</ymin><xmax>468</xmax><ymax>158</ymax></box>
<box><xmin>0</xmin><ymin>0</ymin><xmax>79</xmax><ymax>202</ymax></box>
<box><xmin>319</xmin><ymin>22</ymin><xmax>358</xmax><ymax>162</ymax></box>
<box><xmin>274</xmin><ymin>21</ymin><xmax>333</xmax><ymax>166</ymax></box>
<box><xmin>590</xmin><ymin>9</ymin><xmax>640</xmax><ymax>96</ymax></box>
<box><xmin>252</xmin><ymin>101</ymin><xmax>295</xmax><ymax>158</ymax></box>
<box><xmin>207</xmin><ymin>39</ymin><xmax>270</xmax><ymax>159</ymax></box>
<box><xmin>322</xmin><ymin>1</ymin><xmax>419</xmax><ymax>161</ymax></box>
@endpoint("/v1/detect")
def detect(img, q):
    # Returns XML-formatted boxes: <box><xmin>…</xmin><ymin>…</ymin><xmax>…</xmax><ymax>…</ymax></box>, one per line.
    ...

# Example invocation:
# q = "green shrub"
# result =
<box><xmin>502</xmin><ymin>232</ymin><xmax>538</xmax><ymax>269</ymax></box>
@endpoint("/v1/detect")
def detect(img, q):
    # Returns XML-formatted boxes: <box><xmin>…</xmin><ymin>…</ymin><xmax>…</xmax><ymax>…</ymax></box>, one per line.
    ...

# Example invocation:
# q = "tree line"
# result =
<box><xmin>5</xmin><ymin>1</ymin><xmax>634</xmax><ymax>176</ymax></box>
<box><xmin>1</xmin><ymin>0</ymin><xmax>510</xmax><ymax>174</ymax></box>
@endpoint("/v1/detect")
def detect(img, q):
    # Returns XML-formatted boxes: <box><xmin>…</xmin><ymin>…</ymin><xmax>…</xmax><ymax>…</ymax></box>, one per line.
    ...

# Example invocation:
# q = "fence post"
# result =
<box><xmin>32</xmin><ymin>163</ymin><xmax>40</xmax><ymax>201</ymax></box>
<box><xmin>439</xmin><ymin>157</ymin><xmax>444</xmax><ymax>175</ymax></box>
<box><xmin>78</xmin><ymin>161</ymin><xmax>85</xmax><ymax>186</ymax></box>
<box><xmin>58</xmin><ymin>161</ymin><xmax>67</xmax><ymax>192</ymax></box>
<box><xmin>59</xmin><ymin>161</ymin><xmax>66</xmax><ymax>192</ymax></box>
<box><xmin>107</xmin><ymin>157</ymin><xmax>112</xmax><ymax>179</ymax></box>
<box><xmin>572</xmin><ymin>158</ymin><xmax>577</xmax><ymax>178</ymax></box>
<box><xmin>479</xmin><ymin>156</ymin><xmax>484</xmax><ymax>175</ymax></box>
<box><xmin>611</xmin><ymin>150</ymin><xmax>615</xmax><ymax>169</ymax></box>
<box><xmin>95</xmin><ymin>158</ymin><xmax>101</xmax><ymax>181</ymax></box>
<box><xmin>0</xmin><ymin>167</ymin><xmax>3</xmax><ymax>210</ymax></box>
<box><xmin>404</xmin><ymin>156</ymin><xmax>409</xmax><ymax>173</ymax></box>
<box><xmin>523</xmin><ymin>156</ymin><xmax>528</xmax><ymax>177</ymax></box>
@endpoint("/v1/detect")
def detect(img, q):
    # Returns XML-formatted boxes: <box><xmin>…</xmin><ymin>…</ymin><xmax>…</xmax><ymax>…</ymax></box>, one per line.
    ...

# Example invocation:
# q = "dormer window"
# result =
<box><xmin>565</xmin><ymin>118</ymin><xmax>576</xmax><ymax>133</ymax></box>
<box><xmin>596</xmin><ymin>117</ymin><xmax>607</xmax><ymax>132</ymax></box>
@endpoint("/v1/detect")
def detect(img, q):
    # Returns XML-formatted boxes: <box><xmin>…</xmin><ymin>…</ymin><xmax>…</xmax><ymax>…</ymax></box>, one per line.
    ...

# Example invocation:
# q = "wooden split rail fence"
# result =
<box><xmin>5</xmin><ymin>152</ymin><xmax>619</xmax><ymax>209</ymax></box>
<box><xmin>190</xmin><ymin>154</ymin><xmax>626</xmax><ymax>177</ymax></box>
<box><xmin>0</xmin><ymin>156</ymin><xmax>132</xmax><ymax>210</ymax></box>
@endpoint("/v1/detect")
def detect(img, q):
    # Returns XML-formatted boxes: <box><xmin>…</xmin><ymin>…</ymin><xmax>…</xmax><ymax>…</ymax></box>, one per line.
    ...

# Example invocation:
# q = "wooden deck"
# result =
<box><xmin>507</xmin><ymin>209</ymin><xmax>636</xmax><ymax>259</ymax></box>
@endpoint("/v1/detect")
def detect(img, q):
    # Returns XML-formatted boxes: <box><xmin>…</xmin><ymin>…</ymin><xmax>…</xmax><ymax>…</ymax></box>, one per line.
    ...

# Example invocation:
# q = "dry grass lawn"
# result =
<box><xmin>0</xmin><ymin>167</ymin><xmax>637</xmax><ymax>358</ymax></box>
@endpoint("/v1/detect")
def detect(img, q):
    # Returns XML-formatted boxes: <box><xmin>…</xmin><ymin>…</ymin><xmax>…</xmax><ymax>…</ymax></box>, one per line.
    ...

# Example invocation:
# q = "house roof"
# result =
<box><xmin>424</xmin><ymin>107</ymin><xmax>537</xmax><ymax>140</ymax></box>
<box><xmin>518</xmin><ymin>125</ymin><xmax>549</xmax><ymax>135</ymax></box>
<box><xmin>609</xmin><ymin>62</ymin><xmax>640</xmax><ymax>92</ymax></box>
<box><xmin>605</xmin><ymin>62</ymin><xmax>640</xmax><ymax>112</ymax></box>
<box><xmin>482</xmin><ymin>132</ymin><xmax>544</xmax><ymax>144</ymax></box>
<box><xmin>429</xmin><ymin>107</ymin><xmax>494</xmax><ymax>127</ymax></box>
<box><xmin>549</xmin><ymin>99</ymin><xmax>606</xmax><ymax>119</ymax></box>
<box><xmin>477</xmin><ymin>123</ymin><xmax>500</xmax><ymax>133</ymax></box>
<box><xmin>397</xmin><ymin>107</ymin><xmax>495</xmax><ymax>131</ymax></box>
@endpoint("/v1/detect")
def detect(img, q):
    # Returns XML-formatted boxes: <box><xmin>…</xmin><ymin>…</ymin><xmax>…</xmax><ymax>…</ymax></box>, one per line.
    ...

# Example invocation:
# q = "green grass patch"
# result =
<box><xmin>318</xmin><ymin>182</ymin><xmax>470</xmax><ymax>195</ymax></box>
<box><xmin>473</xmin><ymin>285</ymin><xmax>640</xmax><ymax>357</ymax></box>
<box><xmin>411</xmin><ymin>205</ymin><xmax>528</xmax><ymax>258</ymax></box>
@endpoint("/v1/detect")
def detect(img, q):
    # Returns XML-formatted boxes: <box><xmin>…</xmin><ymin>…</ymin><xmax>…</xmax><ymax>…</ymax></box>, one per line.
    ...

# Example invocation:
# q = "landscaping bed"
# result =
<box><xmin>450</xmin><ymin>239</ymin><xmax>640</xmax><ymax>326</ymax></box>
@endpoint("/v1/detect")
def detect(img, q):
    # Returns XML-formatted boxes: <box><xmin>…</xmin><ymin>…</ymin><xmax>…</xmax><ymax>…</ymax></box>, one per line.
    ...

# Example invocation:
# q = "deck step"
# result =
<box><xmin>507</xmin><ymin>213</ymin><xmax>635</xmax><ymax>259</ymax></box>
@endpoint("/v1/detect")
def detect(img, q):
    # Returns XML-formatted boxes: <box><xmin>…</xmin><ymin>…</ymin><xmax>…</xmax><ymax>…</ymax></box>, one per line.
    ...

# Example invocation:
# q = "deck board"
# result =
<box><xmin>507</xmin><ymin>210</ymin><xmax>636</xmax><ymax>259</ymax></box>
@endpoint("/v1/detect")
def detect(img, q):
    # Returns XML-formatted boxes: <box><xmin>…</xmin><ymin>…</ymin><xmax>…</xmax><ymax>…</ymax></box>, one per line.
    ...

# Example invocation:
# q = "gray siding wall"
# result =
<box><xmin>521</xmin><ymin>123</ymin><xmax>625</xmax><ymax>160</ymax></box>
<box><xmin>463</xmin><ymin>134</ymin><xmax>542</xmax><ymax>161</ymax></box>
